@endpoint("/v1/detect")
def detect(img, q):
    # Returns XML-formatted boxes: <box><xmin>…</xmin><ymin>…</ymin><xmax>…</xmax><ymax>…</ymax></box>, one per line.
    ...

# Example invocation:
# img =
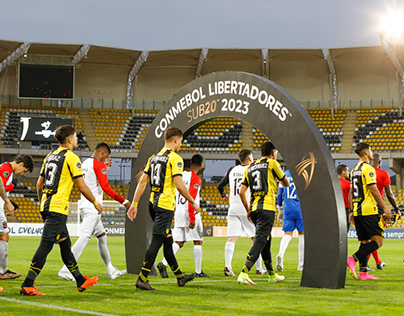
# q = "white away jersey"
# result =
<box><xmin>78</xmin><ymin>157</ymin><xmax>125</xmax><ymax>209</ymax></box>
<box><xmin>174</xmin><ymin>170</ymin><xmax>201</xmax><ymax>227</ymax></box>
<box><xmin>218</xmin><ymin>165</ymin><xmax>251</xmax><ymax>216</ymax></box>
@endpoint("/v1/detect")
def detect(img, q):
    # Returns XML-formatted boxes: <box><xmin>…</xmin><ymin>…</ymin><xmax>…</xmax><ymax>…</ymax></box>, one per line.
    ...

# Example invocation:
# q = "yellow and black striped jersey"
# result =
<box><xmin>40</xmin><ymin>147</ymin><xmax>83</xmax><ymax>215</ymax></box>
<box><xmin>242</xmin><ymin>157</ymin><xmax>285</xmax><ymax>212</ymax></box>
<box><xmin>350</xmin><ymin>161</ymin><xmax>378</xmax><ymax>216</ymax></box>
<box><xmin>144</xmin><ymin>147</ymin><xmax>184</xmax><ymax>211</ymax></box>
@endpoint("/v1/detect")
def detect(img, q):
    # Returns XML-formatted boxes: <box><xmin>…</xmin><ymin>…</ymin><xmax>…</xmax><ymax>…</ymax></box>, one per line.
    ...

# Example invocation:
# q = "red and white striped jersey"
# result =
<box><xmin>78</xmin><ymin>157</ymin><xmax>125</xmax><ymax>209</ymax></box>
<box><xmin>174</xmin><ymin>170</ymin><xmax>201</xmax><ymax>227</ymax></box>
<box><xmin>0</xmin><ymin>162</ymin><xmax>14</xmax><ymax>210</ymax></box>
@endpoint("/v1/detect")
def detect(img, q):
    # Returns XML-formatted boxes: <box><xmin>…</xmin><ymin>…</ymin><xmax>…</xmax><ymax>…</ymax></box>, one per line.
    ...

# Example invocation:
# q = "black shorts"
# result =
<box><xmin>151</xmin><ymin>204</ymin><xmax>174</xmax><ymax>237</ymax></box>
<box><xmin>42</xmin><ymin>212</ymin><xmax>69</xmax><ymax>243</ymax></box>
<box><xmin>250</xmin><ymin>209</ymin><xmax>275</xmax><ymax>243</ymax></box>
<box><xmin>354</xmin><ymin>214</ymin><xmax>384</xmax><ymax>241</ymax></box>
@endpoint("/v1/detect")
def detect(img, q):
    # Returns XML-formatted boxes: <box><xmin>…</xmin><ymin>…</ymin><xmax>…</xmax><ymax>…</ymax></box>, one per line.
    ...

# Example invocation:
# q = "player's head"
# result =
<box><xmin>164</xmin><ymin>127</ymin><xmax>183</xmax><ymax>152</ymax></box>
<box><xmin>261</xmin><ymin>141</ymin><xmax>277</xmax><ymax>158</ymax></box>
<box><xmin>238</xmin><ymin>149</ymin><xmax>253</xmax><ymax>165</ymax></box>
<box><xmin>370</xmin><ymin>153</ymin><xmax>382</xmax><ymax>168</ymax></box>
<box><xmin>55</xmin><ymin>125</ymin><xmax>78</xmax><ymax>148</ymax></box>
<box><xmin>191</xmin><ymin>154</ymin><xmax>204</xmax><ymax>167</ymax></box>
<box><xmin>13</xmin><ymin>154</ymin><xmax>34</xmax><ymax>175</ymax></box>
<box><xmin>354</xmin><ymin>142</ymin><xmax>372</xmax><ymax>159</ymax></box>
<box><xmin>95</xmin><ymin>142</ymin><xmax>111</xmax><ymax>162</ymax></box>
<box><xmin>337</xmin><ymin>164</ymin><xmax>349</xmax><ymax>178</ymax></box>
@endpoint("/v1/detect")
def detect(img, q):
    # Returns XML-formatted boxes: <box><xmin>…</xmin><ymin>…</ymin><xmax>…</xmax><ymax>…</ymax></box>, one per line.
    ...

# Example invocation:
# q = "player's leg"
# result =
<box><xmin>297</xmin><ymin>218</ymin><xmax>304</xmax><ymax>271</ymax></box>
<box><xmin>276</xmin><ymin>223</ymin><xmax>293</xmax><ymax>272</ymax></box>
<box><xmin>158</xmin><ymin>227</ymin><xmax>184</xmax><ymax>278</ymax></box>
<box><xmin>225</xmin><ymin>215</ymin><xmax>241</xmax><ymax>275</ymax></box>
<box><xmin>242</xmin><ymin>216</ymin><xmax>265</xmax><ymax>274</ymax></box>
<box><xmin>0</xmin><ymin>230</ymin><xmax>21</xmax><ymax>279</ymax></box>
<box><xmin>190</xmin><ymin>219</ymin><xmax>210</xmax><ymax>277</ymax></box>
<box><xmin>58</xmin><ymin>208</ymin><xmax>97</xmax><ymax>280</ymax></box>
<box><xmin>95</xmin><ymin>219</ymin><xmax>126</xmax><ymax>279</ymax></box>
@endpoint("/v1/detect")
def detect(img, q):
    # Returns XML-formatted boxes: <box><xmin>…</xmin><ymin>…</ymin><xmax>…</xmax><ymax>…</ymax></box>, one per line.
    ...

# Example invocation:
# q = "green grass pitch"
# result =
<box><xmin>0</xmin><ymin>236</ymin><xmax>403</xmax><ymax>315</ymax></box>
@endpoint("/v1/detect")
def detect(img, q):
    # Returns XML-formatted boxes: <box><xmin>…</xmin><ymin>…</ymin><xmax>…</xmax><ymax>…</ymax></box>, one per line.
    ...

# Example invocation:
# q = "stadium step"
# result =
<box><xmin>340</xmin><ymin>111</ymin><xmax>358</xmax><ymax>154</ymax></box>
<box><xmin>78</xmin><ymin>109</ymin><xmax>97</xmax><ymax>150</ymax></box>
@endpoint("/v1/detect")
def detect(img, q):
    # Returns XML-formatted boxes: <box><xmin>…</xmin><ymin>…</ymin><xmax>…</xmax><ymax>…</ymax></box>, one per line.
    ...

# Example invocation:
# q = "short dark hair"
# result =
<box><xmin>55</xmin><ymin>125</ymin><xmax>76</xmax><ymax>144</ymax></box>
<box><xmin>191</xmin><ymin>154</ymin><xmax>204</xmax><ymax>166</ymax></box>
<box><xmin>164</xmin><ymin>127</ymin><xmax>183</xmax><ymax>141</ymax></box>
<box><xmin>14</xmin><ymin>154</ymin><xmax>34</xmax><ymax>173</ymax></box>
<box><xmin>261</xmin><ymin>141</ymin><xmax>276</xmax><ymax>156</ymax></box>
<box><xmin>337</xmin><ymin>164</ymin><xmax>348</xmax><ymax>175</ymax></box>
<box><xmin>354</xmin><ymin>142</ymin><xmax>370</xmax><ymax>157</ymax></box>
<box><xmin>238</xmin><ymin>149</ymin><xmax>252</xmax><ymax>163</ymax></box>
<box><xmin>95</xmin><ymin>142</ymin><xmax>111</xmax><ymax>155</ymax></box>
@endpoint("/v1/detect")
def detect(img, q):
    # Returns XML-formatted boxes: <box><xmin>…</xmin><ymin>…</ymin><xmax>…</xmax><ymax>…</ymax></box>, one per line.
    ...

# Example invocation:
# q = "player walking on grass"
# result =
<box><xmin>20</xmin><ymin>125</ymin><xmax>100</xmax><ymax>296</ymax></box>
<box><xmin>368</xmin><ymin>153</ymin><xmax>398</xmax><ymax>270</ymax></box>
<box><xmin>276</xmin><ymin>170</ymin><xmax>304</xmax><ymax>272</ymax></box>
<box><xmin>347</xmin><ymin>143</ymin><xmax>391</xmax><ymax>281</ymax></box>
<box><xmin>237</xmin><ymin>141</ymin><xmax>290</xmax><ymax>285</ymax></box>
<box><xmin>217</xmin><ymin>149</ymin><xmax>266</xmax><ymax>276</ymax></box>
<box><xmin>58</xmin><ymin>142</ymin><xmax>130</xmax><ymax>281</ymax></box>
<box><xmin>158</xmin><ymin>154</ymin><xmax>210</xmax><ymax>278</ymax></box>
<box><xmin>127</xmin><ymin>127</ymin><xmax>200</xmax><ymax>290</ymax></box>
<box><xmin>0</xmin><ymin>166</ymin><xmax>17</xmax><ymax>294</ymax></box>
<box><xmin>0</xmin><ymin>154</ymin><xmax>34</xmax><ymax>280</ymax></box>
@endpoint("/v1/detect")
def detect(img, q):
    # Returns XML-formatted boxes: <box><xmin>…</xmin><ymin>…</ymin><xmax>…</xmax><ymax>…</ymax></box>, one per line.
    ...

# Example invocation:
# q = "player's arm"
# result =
<box><xmin>127</xmin><ymin>172</ymin><xmax>150</xmax><ymax>221</ymax></box>
<box><xmin>277</xmin><ymin>185</ymin><xmax>284</xmax><ymax>207</ymax></box>
<box><xmin>95</xmin><ymin>160</ymin><xmax>130</xmax><ymax>208</ymax></box>
<box><xmin>239</xmin><ymin>183</ymin><xmax>252</xmax><ymax>222</ymax></box>
<box><xmin>385</xmin><ymin>184</ymin><xmax>398</xmax><ymax>210</ymax></box>
<box><xmin>217</xmin><ymin>167</ymin><xmax>231</xmax><ymax>203</ymax></box>
<box><xmin>187</xmin><ymin>173</ymin><xmax>201</xmax><ymax>229</ymax></box>
<box><xmin>0</xmin><ymin>173</ymin><xmax>14</xmax><ymax>216</ymax></box>
<box><xmin>74</xmin><ymin>177</ymin><xmax>103</xmax><ymax>214</ymax></box>
<box><xmin>174</xmin><ymin>175</ymin><xmax>200</xmax><ymax>214</ymax></box>
<box><xmin>0</xmin><ymin>164</ymin><xmax>14</xmax><ymax>192</ymax></box>
<box><xmin>368</xmin><ymin>184</ymin><xmax>391</xmax><ymax>219</ymax></box>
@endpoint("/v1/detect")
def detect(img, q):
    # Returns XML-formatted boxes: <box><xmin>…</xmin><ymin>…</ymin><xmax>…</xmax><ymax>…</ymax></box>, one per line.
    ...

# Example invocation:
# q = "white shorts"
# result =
<box><xmin>0</xmin><ymin>209</ymin><xmax>8</xmax><ymax>235</ymax></box>
<box><xmin>227</xmin><ymin>214</ymin><xmax>255</xmax><ymax>238</ymax></box>
<box><xmin>172</xmin><ymin>218</ymin><xmax>203</xmax><ymax>242</ymax></box>
<box><xmin>79</xmin><ymin>207</ymin><xmax>105</xmax><ymax>238</ymax></box>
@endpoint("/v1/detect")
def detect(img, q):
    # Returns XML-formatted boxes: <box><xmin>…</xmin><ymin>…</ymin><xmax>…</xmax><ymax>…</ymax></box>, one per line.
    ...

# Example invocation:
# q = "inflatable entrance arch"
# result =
<box><xmin>125</xmin><ymin>71</ymin><xmax>347</xmax><ymax>289</ymax></box>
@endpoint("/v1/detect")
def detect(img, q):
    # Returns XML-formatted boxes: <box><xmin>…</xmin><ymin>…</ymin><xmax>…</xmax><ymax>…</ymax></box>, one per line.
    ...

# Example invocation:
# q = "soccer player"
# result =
<box><xmin>276</xmin><ymin>170</ymin><xmax>304</xmax><ymax>272</ymax></box>
<box><xmin>368</xmin><ymin>153</ymin><xmax>398</xmax><ymax>270</ymax></box>
<box><xmin>0</xmin><ymin>169</ymin><xmax>16</xmax><ymax>293</ymax></box>
<box><xmin>157</xmin><ymin>154</ymin><xmax>210</xmax><ymax>278</ymax></box>
<box><xmin>217</xmin><ymin>149</ymin><xmax>265</xmax><ymax>276</ymax></box>
<box><xmin>337</xmin><ymin>164</ymin><xmax>351</xmax><ymax>232</ymax></box>
<box><xmin>58</xmin><ymin>142</ymin><xmax>130</xmax><ymax>281</ymax></box>
<box><xmin>0</xmin><ymin>154</ymin><xmax>34</xmax><ymax>280</ymax></box>
<box><xmin>347</xmin><ymin>142</ymin><xmax>391</xmax><ymax>281</ymax></box>
<box><xmin>20</xmin><ymin>125</ymin><xmax>100</xmax><ymax>296</ymax></box>
<box><xmin>237</xmin><ymin>141</ymin><xmax>290</xmax><ymax>285</ymax></box>
<box><xmin>127</xmin><ymin>127</ymin><xmax>200</xmax><ymax>290</ymax></box>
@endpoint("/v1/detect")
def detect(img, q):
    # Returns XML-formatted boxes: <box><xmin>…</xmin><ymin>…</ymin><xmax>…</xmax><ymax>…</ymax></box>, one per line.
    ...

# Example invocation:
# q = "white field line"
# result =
<box><xmin>0</xmin><ymin>296</ymin><xmax>119</xmax><ymax>316</ymax></box>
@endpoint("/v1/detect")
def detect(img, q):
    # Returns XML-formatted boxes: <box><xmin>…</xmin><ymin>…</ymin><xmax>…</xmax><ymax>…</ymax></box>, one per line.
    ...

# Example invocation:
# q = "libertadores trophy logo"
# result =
<box><xmin>295</xmin><ymin>152</ymin><xmax>316</xmax><ymax>190</ymax></box>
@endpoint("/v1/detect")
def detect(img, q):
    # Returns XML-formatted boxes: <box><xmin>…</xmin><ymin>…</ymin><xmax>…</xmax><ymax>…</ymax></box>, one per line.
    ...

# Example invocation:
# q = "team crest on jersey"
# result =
<box><xmin>3</xmin><ymin>171</ymin><xmax>9</xmax><ymax>178</ymax></box>
<box><xmin>194</xmin><ymin>184</ymin><xmax>199</xmax><ymax>189</ymax></box>
<box><xmin>76</xmin><ymin>162</ymin><xmax>82</xmax><ymax>169</ymax></box>
<box><xmin>369</xmin><ymin>172</ymin><xmax>374</xmax><ymax>177</ymax></box>
<box><xmin>177</xmin><ymin>162</ymin><xmax>183</xmax><ymax>168</ymax></box>
<box><xmin>101</xmin><ymin>168</ymin><xmax>107</xmax><ymax>175</ymax></box>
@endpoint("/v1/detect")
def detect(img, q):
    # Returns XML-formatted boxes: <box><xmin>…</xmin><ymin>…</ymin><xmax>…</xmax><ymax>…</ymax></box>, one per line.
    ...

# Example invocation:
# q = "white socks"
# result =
<box><xmin>0</xmin><ymin>240</ymin><xmax>8</xmax><ymax>274</ymax></box>
<box><xmin>161</xmin><ymin>242</ymin><xmax>181</xmax><ymax>267</ymax></box>
<box><xmin>194</xmin><ymin>245</ymin><xmax>203</xmax><ymax>274</ymax></box>
<box><xmin>298</xmin><ymin>234</ymin><xmax>305</xmax><ymax>267</ymax></box>
<box><xmin>224</xmin><ymin>241</ymin><xmax>235</xmax><ymax>270</ymax></box>
<box><xmin>278</xmin><ymin>234</ymin><xmax>293</xmax><ymax>257</ymax></box>
<box><xmin>97</xmin><ymin>235</ymin><xmax>115</xmax><ymax>274</ymax></box>
<box><xmin>256</xmin><ymin>255</ymin><xmax>263</xmax><ymax>271</ymax></box>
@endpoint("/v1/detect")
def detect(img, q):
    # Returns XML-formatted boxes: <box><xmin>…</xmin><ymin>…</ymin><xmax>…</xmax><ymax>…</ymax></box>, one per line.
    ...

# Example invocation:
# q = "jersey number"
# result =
<box><xmin>251</xmin><ymin>170</ymin><xmax>262</xmax><ymax>190</ymax></box>
<box><xmin>233</xmin><ymin>178</ymin><xmax>242</xmax><ymax>195</ymax></box>
<box><xmin>286</xmin><ymin>182</ymin><xmax>297</xmax><ymax>199</ymax></box>
<box><xmin>151</xmin><ymin>163</ymin><xmax>162</xmax><ymax>186</ymax></box>
<box><xmin>177</xmin><ymin>194</ymin><xmax>187</xmax><ymax>205</ymax></box>
<box><xmin>45</xmin><ymin>162</ymin><xmax>58</xmax><ymax>187</ymax></box>
<box><xmin>352</xmin><ymin>177</ymin><xmax>359</xmax><ymax>198</ymax></box>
